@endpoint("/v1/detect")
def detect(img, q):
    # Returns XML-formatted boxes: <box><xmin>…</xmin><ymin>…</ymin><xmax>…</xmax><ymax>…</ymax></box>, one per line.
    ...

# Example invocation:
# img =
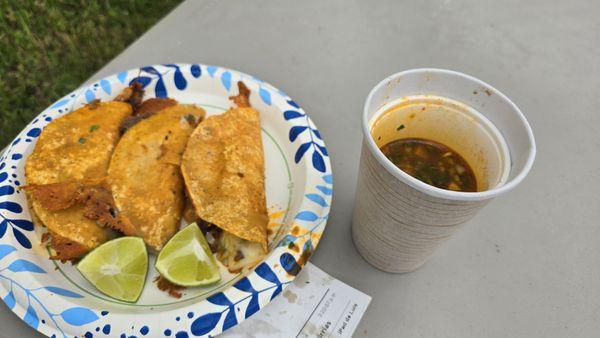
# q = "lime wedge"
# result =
<box><xmin>155</xmin><ymin>223</ymin><xmax>221</xmax><ymax>287</ymax></box>
<box><xmin>77</xmin><ymin>237</ymin><xmax>148</xmax><ymax>302</ymax></box>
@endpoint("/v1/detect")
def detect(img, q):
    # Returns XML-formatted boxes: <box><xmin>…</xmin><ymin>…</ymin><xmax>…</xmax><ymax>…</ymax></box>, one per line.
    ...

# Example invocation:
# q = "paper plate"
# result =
<box><xmin>0</xmin><ymin>64</ymin><xmax>332</xmax><ymax>337</ymax></box>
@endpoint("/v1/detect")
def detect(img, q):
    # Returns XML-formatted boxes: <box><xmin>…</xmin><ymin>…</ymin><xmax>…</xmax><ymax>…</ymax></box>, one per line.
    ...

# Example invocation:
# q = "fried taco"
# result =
<box><xmin>108</xmin><ymin>104</ymin><xmax>205</xmax><ymax>251</ymax></box>
<box><xmin>24</xmin><ymin>100</ymin><xmax>133</xmax><ymax>260</ymax></box>
<box><xmin>181</xmin><ymin>82</ymin><xmax>268</xmax><ymax>273</ymax></box>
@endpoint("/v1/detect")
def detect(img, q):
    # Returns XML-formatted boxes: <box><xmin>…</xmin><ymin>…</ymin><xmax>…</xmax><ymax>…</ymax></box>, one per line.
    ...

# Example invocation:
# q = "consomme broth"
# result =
<box><xmin>380</xmin><ymin>138</ymin><xmax>477</xmax><ymax>192</ymax></box>
<box><xmin>370</xmin><ymin>95</ymin><xmax>509</xmax><ymax>192</ymax></box>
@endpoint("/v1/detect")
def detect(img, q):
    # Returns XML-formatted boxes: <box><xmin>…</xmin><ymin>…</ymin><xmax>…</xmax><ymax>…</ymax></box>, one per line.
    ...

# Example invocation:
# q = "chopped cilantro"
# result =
<box><xmin>90</xmin><ymin>124</ymin><xmax>100</xmax><ymax>132</ymax></box>
<box><xmin>184</xmin><ymin>114</ymin><xmax>196</xmax><ymax>124</ymax></box>
<box><xmin>78</xmin><ymin>137</ymin><xmax>86</xmax><ymax>144</ymax></box>
<box><xmin>397</xmin><ymin>124</ymin><xmax>405</xmax><ymax>131</ymax></box>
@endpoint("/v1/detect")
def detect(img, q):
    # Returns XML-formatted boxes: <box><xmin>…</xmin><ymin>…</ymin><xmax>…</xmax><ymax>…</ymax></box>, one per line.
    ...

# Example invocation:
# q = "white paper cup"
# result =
<box><xmin>352</xmin><ymin>69</ymin><xmax>536</xmax><ymax>273</ymax></box>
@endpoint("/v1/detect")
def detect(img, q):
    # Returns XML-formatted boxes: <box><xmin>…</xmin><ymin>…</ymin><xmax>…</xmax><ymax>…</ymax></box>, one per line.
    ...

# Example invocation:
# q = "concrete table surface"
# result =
<box><xmin>2</xmin><ymin>1</ymin><xmax>599</xmax><ymax>337</ymax></box>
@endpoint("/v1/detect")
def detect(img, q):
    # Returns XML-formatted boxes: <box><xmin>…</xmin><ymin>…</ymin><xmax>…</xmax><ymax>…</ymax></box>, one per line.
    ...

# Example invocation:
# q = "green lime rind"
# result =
<box><xmin>77</xmin><ymin>236</ymin><xmax>148</xmax><ymax>302</ymax></box>
<box><xmin>155</xmin><ymin>223</ymin><xmax>221</xmax><ymax>287</ymax></box>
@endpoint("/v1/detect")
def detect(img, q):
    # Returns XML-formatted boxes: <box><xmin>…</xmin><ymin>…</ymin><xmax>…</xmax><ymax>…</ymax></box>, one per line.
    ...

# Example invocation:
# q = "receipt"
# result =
<box><xmin>224</xmin><ymin>263</ymin><xmax>371</xmax><ymax>338</ymax></box>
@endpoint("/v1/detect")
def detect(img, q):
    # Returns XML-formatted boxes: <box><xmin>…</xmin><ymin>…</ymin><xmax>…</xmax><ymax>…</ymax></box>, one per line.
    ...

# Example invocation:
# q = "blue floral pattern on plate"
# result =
<box><xmin>0</xmin><ymin>64</ymin><xmax>332</xmax><ymax>337</ymax></box>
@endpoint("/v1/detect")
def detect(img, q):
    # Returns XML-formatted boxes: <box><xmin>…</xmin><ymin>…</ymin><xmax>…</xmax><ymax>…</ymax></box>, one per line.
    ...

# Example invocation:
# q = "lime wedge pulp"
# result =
<box><xmin>155</xmin><ymin>222</ymin><xmax>221</xmax><ymax>287</ymax></box>
<box><xmin>77</xmin><ymin>237</ymin><xmax>148</xmax><ymax>302</ymax></box>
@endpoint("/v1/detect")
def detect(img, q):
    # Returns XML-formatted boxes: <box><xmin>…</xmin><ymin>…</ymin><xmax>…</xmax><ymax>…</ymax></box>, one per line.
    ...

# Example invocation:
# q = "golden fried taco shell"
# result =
<box><xmin>108</xmin><ymin>104</ymin><xmax>205</xmax><ymax>251</ymax></box>
<box><xmin>25</xmin><ymin>101</ymin><xmax>133</xmax><ymax>259</ymax></box>
<box><xmin>181</xmin><ymin>106</ymin><xmax>269</xmax><ymax>255</ymax></box>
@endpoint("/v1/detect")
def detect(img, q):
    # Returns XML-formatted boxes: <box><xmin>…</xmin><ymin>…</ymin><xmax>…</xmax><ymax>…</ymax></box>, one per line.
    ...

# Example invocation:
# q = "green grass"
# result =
<box><xmin>0</xmin><ymin>0</ymin><xmax>182</xmax><ymax>147</ymax></box>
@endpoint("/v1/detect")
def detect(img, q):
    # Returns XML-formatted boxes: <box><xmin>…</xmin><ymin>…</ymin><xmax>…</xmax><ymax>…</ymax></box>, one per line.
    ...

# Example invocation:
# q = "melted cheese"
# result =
<box><xmin>217</xmin><ymin>231</ymin><xmax>266</xmax><ymax>273</ymax></box>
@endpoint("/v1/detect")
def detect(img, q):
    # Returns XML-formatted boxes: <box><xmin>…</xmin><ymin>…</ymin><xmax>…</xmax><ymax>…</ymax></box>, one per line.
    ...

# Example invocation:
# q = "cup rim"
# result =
<box><xmin>362</xmin><ymin>68</ymin><xmax>536</xmax><ymax>201</ymax></box>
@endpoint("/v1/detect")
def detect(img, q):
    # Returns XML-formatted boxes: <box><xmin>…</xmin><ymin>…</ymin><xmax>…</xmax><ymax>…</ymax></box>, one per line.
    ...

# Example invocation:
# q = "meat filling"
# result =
<box><xmin>229</xmin><ymin>81</ymin><xmax>251</xmax><ymax>108</ymax></box>
<box><xmin>24</xmin><ymin>182</ymin><xmax>136</xmax><ymax>235</ymax></box>
<box><xmin>115</xmin><ymin>82</ymin><xmax>144</xmax><ymax>108</ymax></box>
<box><xmin>154</xmin><ymin>276</ymin><xmax>183</xmax><ymax>299</ymax></box>
<box><xmin>118</xmin><ymin>97</ymin><xmax>177</xmax><ymax>134</ymax></box>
